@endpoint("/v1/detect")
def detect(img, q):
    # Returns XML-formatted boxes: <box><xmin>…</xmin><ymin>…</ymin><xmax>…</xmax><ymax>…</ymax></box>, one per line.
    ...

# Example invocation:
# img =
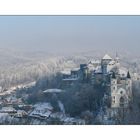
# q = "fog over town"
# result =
<box><xmin>0</xmin><ymin>16</ymin><xmax>140</xmax><ymax>124</ymax></box>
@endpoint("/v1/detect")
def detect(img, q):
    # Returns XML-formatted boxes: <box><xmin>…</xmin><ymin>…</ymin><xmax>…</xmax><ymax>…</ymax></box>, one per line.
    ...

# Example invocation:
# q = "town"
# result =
<box><xmin>0</xmin><ymin>53</ymin><xmax>139</xmax><ymax>124</ymax></box>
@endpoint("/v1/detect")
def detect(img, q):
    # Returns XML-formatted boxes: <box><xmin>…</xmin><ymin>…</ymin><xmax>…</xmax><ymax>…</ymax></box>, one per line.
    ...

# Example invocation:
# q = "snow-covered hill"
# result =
<box><xmin>0</xmin><ymin>47</ymin><xmax>139</xmax><ymax>90</ymax></box>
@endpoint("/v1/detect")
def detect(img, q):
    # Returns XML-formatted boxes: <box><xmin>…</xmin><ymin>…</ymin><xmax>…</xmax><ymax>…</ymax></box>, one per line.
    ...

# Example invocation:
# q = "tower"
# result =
<box><xmin>114</xmin><ymin>52</ymin><xmax>120</xmax><ymax>74</ymax></box>
<box><xmin>126</xmin><ymin>71</ymin><xmax>132</xmax><ymax>101</ymax></box>
<box><xmin>80</xmin><ymin>64</ymin><xmax>89</xmax><ymax>82</ymax></box>
<box><xmin>111</xmin><ymin>72</ymin><xmax>118</xmax><ymax>107</ymax></box>
<box><xmin>101</xmin><ymin>54</ymin><xmax>112</xmax><ymax>74</ymax></box>
<box><xmin>115</xmin><ymin>52</ymin><xmax>120</xmax><ymax>63</ymax></box>
<box><xmin>110</xmin><ymin>71</ymin><xmax>132</xmax><ymax>108</ymax></box>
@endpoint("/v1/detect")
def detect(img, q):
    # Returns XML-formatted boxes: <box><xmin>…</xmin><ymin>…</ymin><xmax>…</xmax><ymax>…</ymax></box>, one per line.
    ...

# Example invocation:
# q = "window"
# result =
<box><xmin>120</xmin><ymin>91</ymin><xmax>123</xmax><ymax>94</ymax></box>
<box><xmin>113</xmin><ymin>87</ymin><xmax>116</xmax><ymax>90</ymax></box>
<box><xmin>120</xmin><ymin>97</ymin><xmax>125</xmax><ymax>107</ymax></box>
<box><xmin>112</xmin><ymin>96</ymin><xmax>115</xmax><ymax>104</ymax></box>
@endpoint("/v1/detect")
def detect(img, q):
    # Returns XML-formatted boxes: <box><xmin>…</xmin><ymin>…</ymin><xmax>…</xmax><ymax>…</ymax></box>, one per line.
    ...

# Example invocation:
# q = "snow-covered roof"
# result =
<box><xmin>1</xmin><ymin>107</ymin><xmax>16</xmax><ymax>112</ymax></box>
<box><xmin>30</xmin><ymin>110</ymin><xmax>52</xmax><ymax>118</ymax></box>
<box><xmin>30</xmin><ymin>103</ymin><xmax>53</xmax><ymax>118</ymax></box>
<box><xmin>43</xmin><ymin>89</ymin><xmax>65</xmax><ymax>93</ymax></box>
<box><xmin>94</xmin><ymin>66</ymin><xmax>102</xmax><ymax>73</ymax></box>
<box><xmin>102</xmin><ymin>54</ymin><xmax>112</xmax><ymax>60</ymax></box>
<box><xmin>62</xmin><ymin>78</ymin><xmax>79</xmax><ymax>81</ymax></box>
<box><xmin>33</xmin><ymin>103</ymin><xmax>53</xmax><ymax>111</ymax></box>
<box><xmin>71</xmin><ymin>68</ymin><xmax>80</xmax><ymax>71</ymax></box>
<box><xmin>89</xmin><ymin>60</ymin><xmax>100</xmax><ymax>64</ymax></box>
<box><xmin>61</xmin><ymin>70</ymin><xmax>71</xmax><ymax>75</ymax></box>
<box><xmin>108</xmin><ymin>60</ymin><xmax>116</xmax><ymax>65</ymax></box>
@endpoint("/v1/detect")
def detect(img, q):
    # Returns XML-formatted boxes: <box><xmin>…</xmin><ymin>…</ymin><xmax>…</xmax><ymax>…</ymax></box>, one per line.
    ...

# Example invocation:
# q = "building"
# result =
<box><xmin>61</xmin><ymin>54</ymin><xmax>133</xmax><ymax>109</ymax></box>
<box><xmin>110</xmin><ymin>71</ymin><xmax>132</xmax><ymax>108</ymax></box>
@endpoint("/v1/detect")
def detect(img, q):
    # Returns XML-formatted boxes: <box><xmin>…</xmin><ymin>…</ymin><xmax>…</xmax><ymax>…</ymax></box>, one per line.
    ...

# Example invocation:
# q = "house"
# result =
<box><xmin>14</xmin><ymin>110</ymin><xmax>28</xmax><ymax>118</ymax></box>
<box><xmin>29</xmin><ymin>103</ymin><xmax>53</xmax><ymax>119</ymax></box>
<box><xmin>0</xmin><ymin>106</ymin><xmax>17</xmax><ymax>114</ymax></box>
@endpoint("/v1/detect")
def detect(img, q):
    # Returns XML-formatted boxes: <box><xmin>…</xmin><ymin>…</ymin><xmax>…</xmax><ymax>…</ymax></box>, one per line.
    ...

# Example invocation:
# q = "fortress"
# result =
<box><xmin>61</xmin><ymin>54</ymin><xmax>133</xmax><ymax>109</ymax></box>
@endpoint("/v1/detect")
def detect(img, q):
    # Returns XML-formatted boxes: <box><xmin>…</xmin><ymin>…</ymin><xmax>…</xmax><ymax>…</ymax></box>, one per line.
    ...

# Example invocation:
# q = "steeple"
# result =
<box><xmin>127</xmin><ymin>71</ymin><xmax>131</xmax><ymax>79</ymax></box>
<box><xmin>116</xmin><ymin>52</ymin><xmax>118</xmax><ymax>58</ymax></box>
<box><xmin>115</xmin><ymin>52</ymin><xmax>119</xmax><ymax>62</ymax></box>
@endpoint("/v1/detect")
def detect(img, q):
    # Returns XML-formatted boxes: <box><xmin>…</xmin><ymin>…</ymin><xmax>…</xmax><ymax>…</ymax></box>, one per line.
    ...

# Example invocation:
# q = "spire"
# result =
<box><xmin>127</xmin><ymin>71</ymin><xmax>131</xmax><ymax>79</ymax></box>
<box><xmin>116</xmin><ymin>52</ymin><xmax>118</xmax><ymax>58</ymax></box>
<box><xmin>115</xmin><ymin>52</ymin><xmax>119</xmax><ymax>61</ymax></box>
<box><xmin>112</xmin><ymin>72</ymin><xmax>116</xmax><ymax>79</ymax></box>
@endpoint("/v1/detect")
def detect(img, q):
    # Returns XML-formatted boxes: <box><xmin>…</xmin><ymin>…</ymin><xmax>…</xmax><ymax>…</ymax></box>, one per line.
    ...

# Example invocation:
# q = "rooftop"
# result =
<box><xmin>102</xmin><ymin>54</ymin><xmax>112</xmax><ymax>60</ymax></box>
<box><xmin>43</xmin><ymin>89</ymin><xmax>65</xmax><ymax>93</ymax></box>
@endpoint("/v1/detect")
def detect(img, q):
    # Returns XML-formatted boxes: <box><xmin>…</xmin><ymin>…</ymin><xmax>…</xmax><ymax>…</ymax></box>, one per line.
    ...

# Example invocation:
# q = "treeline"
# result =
<box><xmin>22</xmin><ymin>74</ymin><xmax>140</xmax><ymax>124</ymax></box>
<box><xmin>0</xmin><ymin>55</ymin><xmax>88</xmax><ymax>90</ymax></box>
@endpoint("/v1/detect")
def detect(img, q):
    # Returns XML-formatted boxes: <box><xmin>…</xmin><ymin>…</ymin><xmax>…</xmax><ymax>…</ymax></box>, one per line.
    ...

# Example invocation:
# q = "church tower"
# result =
<box><xmin>110</xmin><ymin>71</ymin><xmax>132</xmax><ymax>108</ymax></box>
<box><xmin>114</xmin><ymin>52</ymin><xmax>120</xmax><ymax>74</ymax></box>
<box><xmin>111</xmin><ymin>72</ymin><xmax>118</xmax><ymax>107</ymax></box>
<box><xmin>101</xmin><ymin>54</ymin><xmax>112</xmax><ymax>74</ymax></box>
<box><xmin>115</xmin><ymin>52</ymin><xmax>119</xmax><ymax>63</ymax></box>
<box><xmin>126</xmin><ymin>71</ymin><xmax>132</xmax><ymax>101</ymax></box>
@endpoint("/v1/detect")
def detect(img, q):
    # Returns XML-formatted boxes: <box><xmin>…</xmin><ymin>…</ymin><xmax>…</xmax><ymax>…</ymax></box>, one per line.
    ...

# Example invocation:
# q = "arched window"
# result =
<box><xmin>113</xmin><ymin>87</ymin><xmax>116</xmax><ymax>90</ymax></box>
<box><xmin>120</xmin><ymin>97</ymin><xmax>125</xmax><ymax>107</ymax></box>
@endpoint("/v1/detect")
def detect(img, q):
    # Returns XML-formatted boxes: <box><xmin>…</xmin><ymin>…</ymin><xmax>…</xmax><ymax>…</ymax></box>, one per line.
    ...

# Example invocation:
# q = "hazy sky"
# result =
<box><xmin>0</xmin><ymin>16</ymin><xmax>140</xmax><ymax>54</ymax></box>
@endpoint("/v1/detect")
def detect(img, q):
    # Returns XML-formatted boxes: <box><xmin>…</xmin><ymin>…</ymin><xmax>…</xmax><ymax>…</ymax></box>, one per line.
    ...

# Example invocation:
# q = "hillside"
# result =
<box><xmin>0</xmin><ymin>47</ymin><xmax>139</xmax><ymax>91</ymax></box>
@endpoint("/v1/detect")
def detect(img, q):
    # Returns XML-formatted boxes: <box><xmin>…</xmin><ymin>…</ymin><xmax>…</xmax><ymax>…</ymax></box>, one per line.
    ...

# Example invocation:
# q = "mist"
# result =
<box><xmin>0</xmin><ymin>16</ymin><xmax>140</xmax><ymax>55</ymax></box>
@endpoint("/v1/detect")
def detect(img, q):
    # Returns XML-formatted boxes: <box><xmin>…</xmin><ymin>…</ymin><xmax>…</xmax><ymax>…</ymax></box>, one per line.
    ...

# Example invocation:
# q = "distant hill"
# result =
<box><xmin>0</xmin><ymin>47</ymin><xmax>139</xmax><ymax>90</ymax></box>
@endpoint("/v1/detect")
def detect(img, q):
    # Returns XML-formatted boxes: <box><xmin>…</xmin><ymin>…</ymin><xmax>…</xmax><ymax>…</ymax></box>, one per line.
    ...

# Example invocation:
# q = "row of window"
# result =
<box><xmin>112</xmin><ymin>96</ymin><xmax>125</xmax><ymax>106</ymax></box>
<box><xmin>112</xmin><ymin>80</ymin><xmax>131</xmax><ymax>84</ymax></box>
<box><xmin>113</xmin><ymin>87</ymin><xmax>124</xmax><ymax>94</ymax></box>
